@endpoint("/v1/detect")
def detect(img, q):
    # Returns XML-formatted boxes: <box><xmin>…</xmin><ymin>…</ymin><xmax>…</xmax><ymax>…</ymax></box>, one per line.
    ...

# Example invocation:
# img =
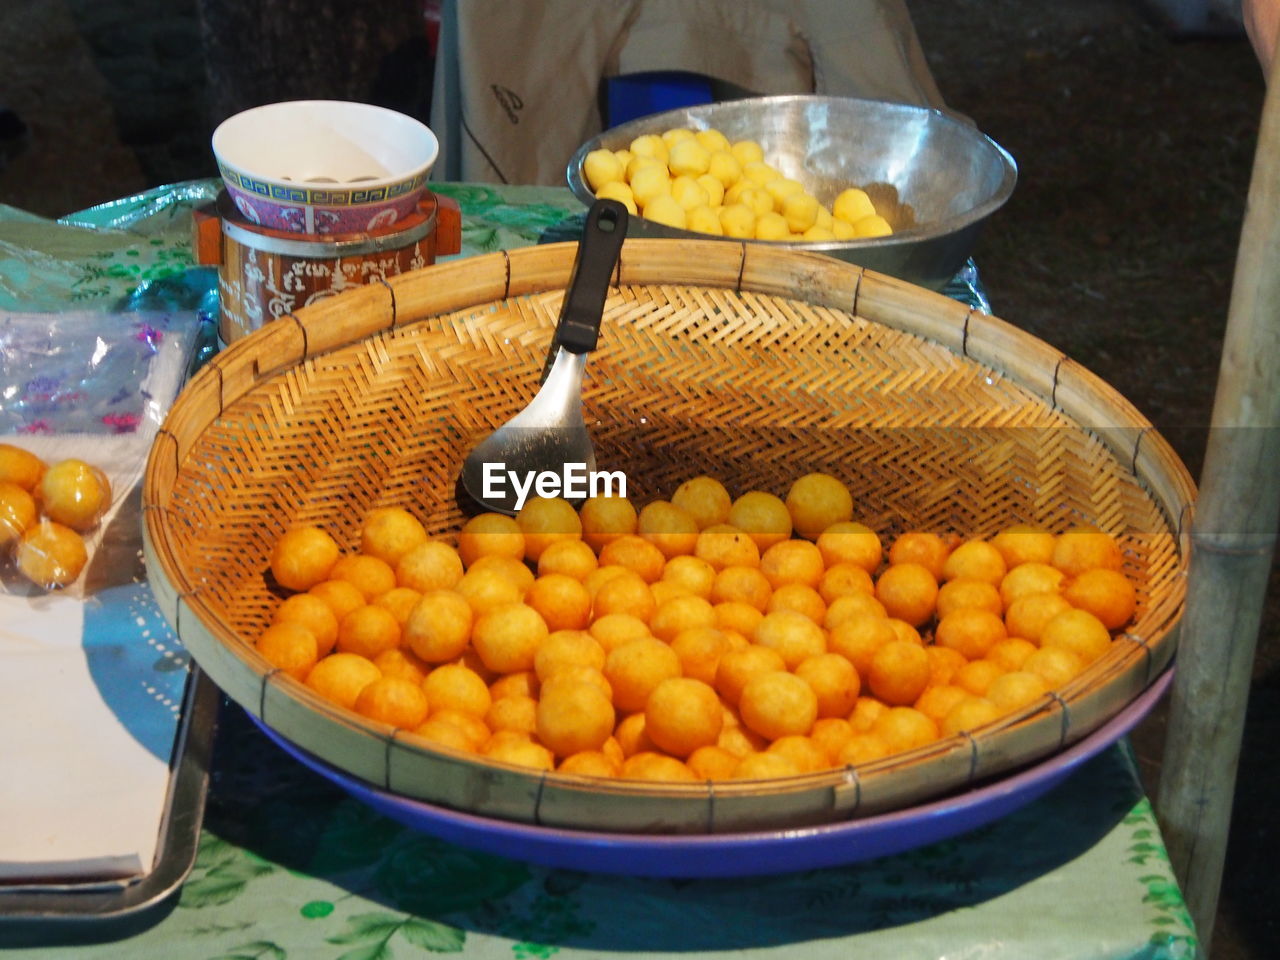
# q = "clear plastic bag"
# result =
<box><xmin>0</xmin><ymin>308</ymin><xmax>203</xmax><ymax>596</ymax></box>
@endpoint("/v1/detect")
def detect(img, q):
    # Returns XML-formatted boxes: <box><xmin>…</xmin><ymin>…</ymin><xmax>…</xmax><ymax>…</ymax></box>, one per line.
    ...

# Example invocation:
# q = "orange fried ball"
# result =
<box><xmin>423</xmin><ymin>662</ymin><xmax>492</xmax><ymax>717</ymax></box>
<box><xmin>739</xmin><ymin>670</ymin><xmax>819</xmax><ymax>741</ymax></box>
<box><xmin>536</xmin><ymin>682</ymin><xmax>616</xmax><ymax>758</ymax></box>
<box><xmin>727</xmin><ymin>490</ymin><xmax>793</xmax><ymax>551</ymax></box>
<box><xmin>304</xmin><ymin>652</ymin><xmax>381</xmax><ymax>710</ymax></box>
<box><xmin>330</xmin><ymin>554</ymin><xmax>397</xmax><ymax>602</ymax></box>
<box><xmin>888</xmin><ymin>531</ymin><xmax>953</xmax><ymax>580</ymax></box>
<box><xmin>991</xmin><ymin>523</ymin><xmax>1057</xmax><ymax>568</ymax></box>
<box><xmin>940</xmin><ymin>539</ymin><xmax>1006</xmax><ymax>585</ymax></box>
<box><xmin>817</xmin><ymin>521</ymin><xmax>883</xmax><ymax>574</ymax></box>
<box><xmin>273</xmin><ymin>592</ymin><xmax>340</xmax><ymax>656</ymax></box>
<box><xmin>604</xmin><ymin>635</ymin><xmax>682</xmax><ymax>713</ymax></box>
<box><xmin>874</xmin><ymin>562</ymin><xmax>938</xmax><ymax>627</ymax></box>
<box><xmin>785</xmin><ymin>472</ymin><xmax>853</xmax><ymax>540</ymax></box>
<box><xmin>670</xmin><ymin>475</ymin><xmax>732</xmax><ymax>529</ymax></box>
<box><xmin>536</xmin><ymin>538</ymin><xmax>599</xmax><ymax>580</ymax></box>
<box><xmin>270</xmin><ymin>524</ymin><xmax>340</xmax><ymax>592</ymax></box>
<box><xmin>39</xmin><ymin>458</ymin><xmax>111</xmax><ymax>532</ymax></box>
<box><xmin>15</xmin><ymin>520</ymin><xmax>88</xmax><ymax>588</ymax></box>
<box><xmin>1039</xmin><ymin>607</ymin><xmax>1114</xmax><ymax>664</ymax></box>
<box><xmin>865</xmin><ymin>639</ymin><xmax>931</xmax><ymax>706</ymax></box>
<box><xmin>644</xmin><ymin>676</ymin><xmax>725</xmax><ymax>757</ymax></box>
<box><xmin>359</xmin><ymin>506</ymin><xmax>427</xmax><ymax>566</ymax></box>
<box><xmin>255</xmin><ymin>621</ymin><xmax>319</xmax><ymax>681</ymax></box>
<box><xmin>354</xmin><ymin>675</ymin><xmax>430</xmax><ymax>728</ymax></box>
<box><xmin>403</xmin><ymin>589</ymin><xmax>474</xmax><ymax>662</ymax></box>
<box><xmin>336</xmin><ymin>604</ymin><xmax>401</xmax><ymax>660</ymax></box>
<box><xmin>1061</xmin><ymin>568</ymin><xmax>1137</xmax><ymax>630</ymax></box>
<box><xmin>579</xmin><ymin>494</ymin><xmax>638</xmax><ymax>552</ymax></box>
<box><xmin>1051</xmin><ymin>525</ymin><xmax>1124</xmax><ymax>577</ymax></box>
<box><xmin>516</xmin><ymin>495</ymin><xmax>582</xmax><ymax>562</ymax></box>
<box><xmin>458</xmin><ymin>512</ymin><xmax>525</xmax><ymax>567</ymax></box>
<box><xmin>599</xmin><ymin>533</ymin><xmax>667</xmax><ymax>582</ymax></box>
<box><xmin>0</xmin><ymin>480</ymin><xmax>38</xmax><ymax>549</ymax></box>
<box><xmin>760</xmin><ymin>539</ymin><xmax>825</xmax><ymax>590</ymax></box>
<box><xmin>754</xmin><ymin>609</ymin><xmax>826</xmax><ymax>669</ymax></box>
<box><xmin>637</xmin><ymin>500</ymin><xmax>700</xmax><ymax>558</ymax></box>
<box><xmin>526</xmin><ymin>573</ymin><xmax>593</xmax><ymax>631</ymax></box>
<box><xmin>395</xmin><ymin>539</ymin><xmax>465</xmax><ymax>592</ymax></box>
<box><xmin>0</xmin><ymin>443</ymin><xmax>46</xmax><ymax>491</ymax></box>
<box><xmin>471</xmin><ymin>601</ymin><xmax>549</xmax><ymax>674</ymax></box>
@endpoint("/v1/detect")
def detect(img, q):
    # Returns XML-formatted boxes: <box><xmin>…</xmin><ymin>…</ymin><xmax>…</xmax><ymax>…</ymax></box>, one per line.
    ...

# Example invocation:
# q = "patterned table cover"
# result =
<box><xmin>0</xmin><ymin>181</ymin><xmax>1196</xmax><ymax>959</ymax></box>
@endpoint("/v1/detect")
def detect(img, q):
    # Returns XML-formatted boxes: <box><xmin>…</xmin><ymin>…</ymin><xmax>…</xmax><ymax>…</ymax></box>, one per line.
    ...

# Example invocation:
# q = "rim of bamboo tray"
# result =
<box><xmin>142</xmin><ymin>238</ymin><xmax>1195</xmax><ymax>834</ymax></box>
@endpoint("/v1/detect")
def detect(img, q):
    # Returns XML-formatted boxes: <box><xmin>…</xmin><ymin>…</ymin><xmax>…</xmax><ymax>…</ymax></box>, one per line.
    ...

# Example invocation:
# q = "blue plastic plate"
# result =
<box><xmin>256</xmin><ymin>670</ymin><xmax>1170</xmax><ymax>878</ymax></box>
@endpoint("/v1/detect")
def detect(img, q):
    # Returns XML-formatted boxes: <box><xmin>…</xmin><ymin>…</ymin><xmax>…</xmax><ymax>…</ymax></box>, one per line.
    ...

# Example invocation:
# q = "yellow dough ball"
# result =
<box><xmin>583</xmin><ymin>148</ymin><xmax>626</xmax><ymax>191</ymax></box>
<box><xmin>39</xmin><ymin>458</ymin><xmax>111</xmax><ymax>531</ymax></box>
<box><xmin>754</xmin><ymin>211</ymin><xmax>790</xmax><ymax>241</ymax></box>
<box><xmin>695</xmin><ymin>173</ymin><xmax>725</xmax><ymax>207</ymax></box>
<box><xmin>742</xmin><ymin>160</ymin><xmax>781</xmax><ymax>185</ymax></box>
<box><xmin>629</xmin><ymin>133</ymin><xmax>668</xmax><ymax>164</ymax></box>
<box><xmin>661</xmin><ymin>126</ymin><xmax>696</xmax><ymax>148</ymax></box>
<box><xmin>782</xmin><ymin>193</ymin><xmax>821</xmax><ymax>234</ymax></box>
<box><xmin>737</xmin><ymin>185</ymin><xmax>774</xmax><ymax>218</ymax></box>
<box><xmin>802</xmin><ymin>225</ymin><xmax>836</xmax><ymax>242</ymax></box>
<box><xmin>853</xmin><ymin>214</ymin><xmax>893</xmax><ymax>238</ymax></box>
<box><xmin>731</xmin><ymin>140</ymin><xmax>766</xmax><ymax>165</ymax></box>
<box><xmin>764</xmin><ymin>177</ymin><xmax>805</xmax><ymax>212</ymax></box>
<box><xmin>833</xmin><ymin>187</ymin><xmax>877</xmax><ymax>225</ymax></box>
<box><xmin>718</xmin><ymin>204</ymin><xmax>756</xmax><ymax>239</ymax></box>
<box><xmin>694</xmin><ymin>127</ymin><xmax>731</xmax><ymax>153</ymax></box>
<box><xmin>668</xmin><ymin>137</ymin><xmax>712</xmax><ymax>177</ymax></box>
<box><xmin>643</xmin><ymin>193</ymin><xmax>688</xmax><ymax>229</ymax></box>
<box><xmin>670</xmin><ymin>175</ymin><xmax>710</xmax><ymax>211</ymax></box>
<box><xmin>831</xmin><ymin>218</ymin><xmax>857</xmax><ymax>240</ymax></box>
<box><xmin>595</xmin><ymin>179</ymin><xmax>638</xmax><ymax>214</ymax></box>
<box><xmin>629</xmin><ymin>162</ymin><xmax>672</xmax><ymax>210</ymax></box>
<box><xmin>686</xmin><ymin>205</ymin><xmax>724</xmax><ymax>235</ymax></box>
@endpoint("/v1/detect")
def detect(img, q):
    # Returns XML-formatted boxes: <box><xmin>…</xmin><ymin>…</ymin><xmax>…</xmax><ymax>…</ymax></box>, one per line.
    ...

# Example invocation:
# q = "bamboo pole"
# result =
<box><xmin>1156</xmin><ymin>47</ymin><xmax>1280</xmax><ymax>952</ymax></box>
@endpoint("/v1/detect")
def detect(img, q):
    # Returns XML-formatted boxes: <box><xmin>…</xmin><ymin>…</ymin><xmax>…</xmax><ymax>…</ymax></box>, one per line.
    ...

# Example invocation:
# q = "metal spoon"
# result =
<box><xmin>459</xmin><ymin>199</ymin><xmax>628</xmax><ymax>515</ymax></box>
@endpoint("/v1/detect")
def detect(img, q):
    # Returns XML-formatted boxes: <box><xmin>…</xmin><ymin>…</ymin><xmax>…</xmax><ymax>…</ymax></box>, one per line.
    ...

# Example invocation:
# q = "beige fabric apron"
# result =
<box><xmin>430</xmin><ymin>0</ymin><xmax>948</xmax><ymax>185</ymax></box>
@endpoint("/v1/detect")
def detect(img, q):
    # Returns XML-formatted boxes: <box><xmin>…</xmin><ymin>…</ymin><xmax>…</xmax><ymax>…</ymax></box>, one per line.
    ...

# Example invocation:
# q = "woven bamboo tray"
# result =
<box><xmin>142</xmin><ymin>239</ymin><xmax>1194</xmax><ymax>834</ymax></box>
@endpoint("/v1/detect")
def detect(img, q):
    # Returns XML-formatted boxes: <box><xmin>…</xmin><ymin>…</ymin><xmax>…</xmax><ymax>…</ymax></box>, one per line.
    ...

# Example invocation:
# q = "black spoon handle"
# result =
<box><xmin>544</xmin><ymin>198</ymin><xmax>628</xmax><ymax>376</ymax></box>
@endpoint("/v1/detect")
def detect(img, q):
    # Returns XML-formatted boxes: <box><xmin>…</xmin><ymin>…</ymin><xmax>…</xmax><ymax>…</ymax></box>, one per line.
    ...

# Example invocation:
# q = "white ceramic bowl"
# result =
<box><xmin>212</xmin><ymin>100</ymin><xmax>438</xmax><ymax>235</ymax></box>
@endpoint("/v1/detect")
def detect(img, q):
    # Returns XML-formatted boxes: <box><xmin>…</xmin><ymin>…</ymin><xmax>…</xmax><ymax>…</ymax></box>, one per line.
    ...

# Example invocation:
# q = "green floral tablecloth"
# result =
<box><xmin>0</xmin><ymin>182</ymin><xmax>1194</xmax><ymax>959</ymax></box>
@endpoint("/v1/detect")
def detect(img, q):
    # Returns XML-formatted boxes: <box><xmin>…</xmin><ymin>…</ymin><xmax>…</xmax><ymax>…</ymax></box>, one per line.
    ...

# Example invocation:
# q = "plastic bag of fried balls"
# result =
<box><xmin>253</xmin><ymin>471</ymin><xmax>1139</xmax><ymax>784</ymax></box>
<box><xmin>0</xmin><ymin>443</ymin><xmax>111</xmax><ymax>589</ymax></box>
<box><xmin>582</xmin><ymin>126</ymin><xmax>893</xmax><ymax>242</ymax></box>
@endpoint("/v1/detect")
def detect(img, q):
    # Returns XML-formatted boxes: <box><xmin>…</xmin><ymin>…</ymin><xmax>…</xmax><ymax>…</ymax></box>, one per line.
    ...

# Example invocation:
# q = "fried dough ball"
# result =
<box><xmin>0</xmin><ymin>480</ymin><xmax>38</xmax><ymax>549</ymax></box>
<box><xmin>270</xmin><ymin>525</ymin><xmax>340</xmax><ymax>592</ymax></box>
<box><xmin>0</xmin><ymin>443</ymin><xmax>45</xmax><ymax>491</ymax></box>
<box><xmin>16</xmin><ymin>520</ymin><xmax>88</xmax><ymax>588</ymax></box>
<box><xmin>255</xmin><ymin>621</ymin><xmax>319</xmax><ymax>681</ymax></box>
<box><xmin>37</xmin><ymin>459</ymin><xmax>111</xmax><ymax>532</ymax></box>
<box><xmin>359</xmin><ymin>506</ymin><xmax>427</xmax><ymax>566</ymax></box>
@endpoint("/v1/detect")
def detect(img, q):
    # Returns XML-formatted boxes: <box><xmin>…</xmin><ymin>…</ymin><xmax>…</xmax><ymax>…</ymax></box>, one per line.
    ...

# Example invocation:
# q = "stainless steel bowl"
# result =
<box><xmin>566</xmin><ymin>95</ymin><xmax>1017</xmax><ymax>291</ymax></box>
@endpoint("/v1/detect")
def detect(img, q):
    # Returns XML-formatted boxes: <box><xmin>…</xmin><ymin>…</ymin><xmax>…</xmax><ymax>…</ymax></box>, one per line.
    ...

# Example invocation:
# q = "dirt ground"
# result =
<box><xmin>1</xmin><ymin>0</ymin><xmax>1277</xmax><ymax>956</ymax></box>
